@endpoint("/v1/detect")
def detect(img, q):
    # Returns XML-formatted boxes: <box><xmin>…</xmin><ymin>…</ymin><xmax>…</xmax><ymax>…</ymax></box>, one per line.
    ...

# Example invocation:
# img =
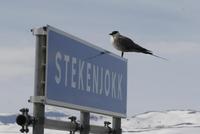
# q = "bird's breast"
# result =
<box><xmin>110</xmin><ymin>36</ymin><xmax>123</xmax><ymax>51</ymax></box>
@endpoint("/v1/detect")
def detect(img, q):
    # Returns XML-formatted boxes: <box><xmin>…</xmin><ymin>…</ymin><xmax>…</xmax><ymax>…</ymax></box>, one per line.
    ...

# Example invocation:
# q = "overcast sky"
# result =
<box><xmin>0</xmin><ymin>0</ymin><xmax>200</xmax><ymax>116</ymax></box>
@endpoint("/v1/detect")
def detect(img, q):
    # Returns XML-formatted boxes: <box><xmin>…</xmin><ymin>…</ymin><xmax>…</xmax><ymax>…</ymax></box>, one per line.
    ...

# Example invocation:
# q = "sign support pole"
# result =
<box><xmin>32</xmin><ymin>27</ymin><xmax>47</xmax><ymax>134</ymax></box>
<box><xmin>112</xmin><ymin>117</ymin><xmax>121</xmax><ymax>134</ymax></box>
<box><xmin>80</xmin><ymin>111</ymin><xmax>90</xmax><ymax>134</ymax></box>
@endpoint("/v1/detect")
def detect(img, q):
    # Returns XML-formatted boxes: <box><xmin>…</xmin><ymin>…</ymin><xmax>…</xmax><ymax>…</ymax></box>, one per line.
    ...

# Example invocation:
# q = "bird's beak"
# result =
<box><xmin>109</xmin><ymin>33</ymin><xmax>112</xmax><ymax>35</ymax></box>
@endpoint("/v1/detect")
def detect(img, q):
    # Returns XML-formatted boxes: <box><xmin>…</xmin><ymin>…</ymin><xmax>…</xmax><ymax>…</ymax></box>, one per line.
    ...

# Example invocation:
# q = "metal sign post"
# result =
<box><xmin>80</xmin><ymin>111</ymin><xmax>90</xmax><ymax>134</ymax></box>
<box><xmin>112</xmin><ymin>117</ymin><xmax>121</xmax><ymax>134</ymax></box>
<box><xmin>31</xmin><ymin>27</ymin><xmax>47</xmax><ymax>134</ymax></box>
<box><xmin>16</xmin><ymin>25</ymin><xmax>127</xmax><ymax>134</ymax></box>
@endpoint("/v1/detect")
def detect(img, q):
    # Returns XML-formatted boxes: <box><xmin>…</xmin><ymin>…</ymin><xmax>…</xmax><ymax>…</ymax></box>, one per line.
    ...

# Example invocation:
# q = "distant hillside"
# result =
<box><xmin>122</xmin><ymin>110</ymin><xmax>200</xmax><ymax>132</ymax></box>
<box><xmin>0</xmin><ymin>114</ymin><xmax>17</xmax><ymax>124</ymax></box>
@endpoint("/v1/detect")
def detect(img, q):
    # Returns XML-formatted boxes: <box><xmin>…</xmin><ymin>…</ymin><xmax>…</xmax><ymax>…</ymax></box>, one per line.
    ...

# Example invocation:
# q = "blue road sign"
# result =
<box><xmin>45</xmin><ymin>26</ymin><xmax>127</xmax><ymax>117</ymax></box>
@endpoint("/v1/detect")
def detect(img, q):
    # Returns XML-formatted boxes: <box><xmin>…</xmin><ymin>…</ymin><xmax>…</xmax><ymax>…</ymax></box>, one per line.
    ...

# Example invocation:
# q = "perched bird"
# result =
<box><xmin>109</xmin><ymin>31</ymin><xmax>167</xmax><ymax>60</ymax></box>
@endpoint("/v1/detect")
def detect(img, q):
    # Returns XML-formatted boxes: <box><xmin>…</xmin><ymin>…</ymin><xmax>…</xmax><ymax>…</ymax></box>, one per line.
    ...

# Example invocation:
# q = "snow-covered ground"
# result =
<box><xmin>1</xmin><ymin>108</ymin><xmax>200</xmax><ymax>134</ymax></box>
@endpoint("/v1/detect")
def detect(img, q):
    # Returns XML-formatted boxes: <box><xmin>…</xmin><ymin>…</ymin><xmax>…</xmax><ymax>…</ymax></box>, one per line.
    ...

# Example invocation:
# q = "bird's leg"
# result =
<box><xmin>121</xmin><ymin>52</ymin><xmax>124</xmax><ymax>57</ymax></box>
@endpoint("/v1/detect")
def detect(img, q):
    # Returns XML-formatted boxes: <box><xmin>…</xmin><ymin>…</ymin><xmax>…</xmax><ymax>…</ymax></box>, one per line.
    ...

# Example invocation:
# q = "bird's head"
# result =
<box><xmin>109</xmin><ymin>31</ymin><xmax>119</xmax><ymax>36</ymax></box>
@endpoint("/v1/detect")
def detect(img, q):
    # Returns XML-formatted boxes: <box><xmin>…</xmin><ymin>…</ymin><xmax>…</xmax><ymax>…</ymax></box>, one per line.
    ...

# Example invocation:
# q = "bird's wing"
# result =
<box><xmin>117</xmin><ymin>35</ymin><xmax>152</xmax><ymax>54</ymax></box>
<box><xmin>115</xmin><ymin>35</ymin><xmax>168</xmax><ymax>60</ymax></box>
<box><xmin>115</xmin><ymin>35</ymin><xmax>136</xmax><ymax>51</ymax></box>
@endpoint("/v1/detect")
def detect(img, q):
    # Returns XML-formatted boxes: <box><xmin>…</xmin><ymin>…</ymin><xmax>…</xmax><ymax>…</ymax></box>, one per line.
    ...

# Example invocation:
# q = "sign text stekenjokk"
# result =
<box><xmin>55</xmin><ymin>51</ymin><xmax>123</xmax><ymax>100</ymax></box>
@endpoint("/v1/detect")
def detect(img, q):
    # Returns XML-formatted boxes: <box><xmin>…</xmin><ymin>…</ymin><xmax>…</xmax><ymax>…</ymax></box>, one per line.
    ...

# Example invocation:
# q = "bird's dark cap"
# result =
<box><xmin>109</xmin><ymin>31</ymin><xmax>119</xmax><ymax>35</ymax></box>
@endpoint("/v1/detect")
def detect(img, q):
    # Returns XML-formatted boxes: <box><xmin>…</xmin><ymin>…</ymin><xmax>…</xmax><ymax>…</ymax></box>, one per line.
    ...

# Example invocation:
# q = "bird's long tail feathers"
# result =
<box><xmin>151</xmin><ymin>54</ymin><xmax>168</xmax><ymax>61</ymax></box>
<box><xmin>144</xmin><ymin>49</ymin><xmax>168</xmax><ymax>61</ymax></box>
